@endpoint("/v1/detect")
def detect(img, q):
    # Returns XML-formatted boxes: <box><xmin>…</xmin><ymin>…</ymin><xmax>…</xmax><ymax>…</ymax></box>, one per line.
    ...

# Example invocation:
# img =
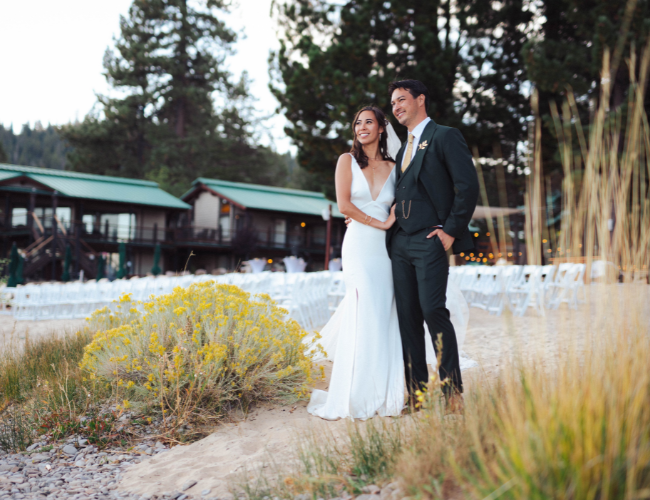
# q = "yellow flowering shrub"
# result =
<box><xmin>80</xmin><ymin>282</ymin><xmax>322</xmax><ymax>422</ymax></box>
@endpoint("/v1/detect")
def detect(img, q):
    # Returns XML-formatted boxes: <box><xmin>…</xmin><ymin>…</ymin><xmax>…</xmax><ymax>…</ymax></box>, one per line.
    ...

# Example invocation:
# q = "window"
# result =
<box><xmin>11</xmin><ymin>208</ymin><xmax>27</xmax><ymax>227</ymax></box>
<box><xmin>274</xmin><ymin>219</ymin><xmax>286</xmax><ymax>246</ymax></box>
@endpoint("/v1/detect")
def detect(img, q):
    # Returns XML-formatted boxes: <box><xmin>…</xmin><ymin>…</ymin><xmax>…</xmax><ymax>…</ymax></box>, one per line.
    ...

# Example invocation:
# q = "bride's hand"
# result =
<box><xmin>383</xmin><ymin>205</ymin><xmax>397</xmax><ymax>230</ymax></box>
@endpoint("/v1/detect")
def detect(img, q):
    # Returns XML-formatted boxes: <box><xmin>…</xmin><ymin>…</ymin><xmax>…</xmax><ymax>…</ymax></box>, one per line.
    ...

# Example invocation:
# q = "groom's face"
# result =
<box><xmin>391</xmin><ymin>88</ymin><xmax>423</xmax><ymax>128</ymax></box>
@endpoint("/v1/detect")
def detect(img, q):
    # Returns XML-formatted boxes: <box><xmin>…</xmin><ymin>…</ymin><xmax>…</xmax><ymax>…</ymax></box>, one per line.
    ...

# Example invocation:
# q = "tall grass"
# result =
<box><xmin>0</xmin><ymin>328</ymin><xmax>93</xmax><ymax>404</ymax></box>
<box><xmin>0</xmin><ymin>328</ymin><xmax>100</xmax><ymax>451</ymax></box>
<box><xmin>395</xmin><ymin>290</ymin><xmax>650</xmax><ymax>499</ymax></box>
<box><xmin>532</xmin><ymin>43</ymin><xmax>650</xmax><ymax>280</ymax></box>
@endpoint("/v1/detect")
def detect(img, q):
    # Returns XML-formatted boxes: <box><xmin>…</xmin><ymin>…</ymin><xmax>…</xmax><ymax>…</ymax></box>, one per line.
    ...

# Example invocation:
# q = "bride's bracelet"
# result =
<box><xmin>364</xmin><ymin>215</ymin><xmax>372</xmax><ymax>225</ymax></box>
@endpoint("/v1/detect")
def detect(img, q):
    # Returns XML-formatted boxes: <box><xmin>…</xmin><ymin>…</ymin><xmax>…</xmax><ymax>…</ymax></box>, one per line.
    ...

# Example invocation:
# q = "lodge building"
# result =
<box><xmin>0</xmin><ymin>163</ymin><xmax>345</xmax><ymax>281</ymax></box>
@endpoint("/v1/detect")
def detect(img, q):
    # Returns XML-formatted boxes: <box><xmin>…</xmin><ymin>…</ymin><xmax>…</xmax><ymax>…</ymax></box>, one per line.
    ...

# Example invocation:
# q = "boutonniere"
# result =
<box><xmin>418</xmin><ymin>140</ymin><xmax>428</xmax><ymax>150</ymax></box>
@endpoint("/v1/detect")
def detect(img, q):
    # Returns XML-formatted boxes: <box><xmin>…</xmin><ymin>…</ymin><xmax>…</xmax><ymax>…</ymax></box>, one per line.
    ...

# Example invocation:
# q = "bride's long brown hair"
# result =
<box><xmin>350</xmin><ymin>106</ymin><xmax>394</xmax><ymax>169</ymax></box>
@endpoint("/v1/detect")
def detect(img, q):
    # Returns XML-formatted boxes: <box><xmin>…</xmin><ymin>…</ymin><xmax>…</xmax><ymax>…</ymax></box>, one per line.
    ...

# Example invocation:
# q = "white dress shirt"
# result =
<box><xmin>404</xmin><ymin>116</ymin><xmax>431</xmax><ymax>165</ymax></box>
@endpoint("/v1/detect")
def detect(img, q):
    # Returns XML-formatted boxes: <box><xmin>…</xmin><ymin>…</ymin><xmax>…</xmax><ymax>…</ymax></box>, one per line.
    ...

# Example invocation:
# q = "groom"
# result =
<box><xmin>386</xmin><ymin>79</ymin><xmax>478</xmax><ymax>410</ymax></box>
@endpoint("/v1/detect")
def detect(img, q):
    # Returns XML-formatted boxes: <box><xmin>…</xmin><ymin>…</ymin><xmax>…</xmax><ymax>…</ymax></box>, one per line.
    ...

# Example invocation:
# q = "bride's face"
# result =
<box><xmin>354</xmin><ymin>110</ymin><xmax>383</xmax><ymax>146</ymax></box>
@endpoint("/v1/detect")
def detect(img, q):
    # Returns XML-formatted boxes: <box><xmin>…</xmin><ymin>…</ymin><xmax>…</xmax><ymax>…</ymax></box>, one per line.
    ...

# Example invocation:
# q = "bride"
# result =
<box><xmin>307</xmin><ymin>106</ymin><xmax>472</xmax><ymax>421</ymax></box>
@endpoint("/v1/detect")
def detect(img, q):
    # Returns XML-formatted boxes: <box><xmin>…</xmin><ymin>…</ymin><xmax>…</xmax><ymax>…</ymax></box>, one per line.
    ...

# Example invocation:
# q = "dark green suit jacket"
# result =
<box><xmin>387</xmin><ymin>119</ymin><xmax>479</xmax><ymax>255</ymax></box>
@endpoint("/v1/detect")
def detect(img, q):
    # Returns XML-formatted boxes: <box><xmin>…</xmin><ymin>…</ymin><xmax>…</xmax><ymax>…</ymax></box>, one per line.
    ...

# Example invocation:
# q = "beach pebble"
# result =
<box><xmin>62</xmin><ymin>445</ymin><xmax>78</xmax><ymax>455</ymax></box>
<box><xmin>182</xmin><ymin>479</ymin><xmax>198</xmax><ymax>491</ymax></box>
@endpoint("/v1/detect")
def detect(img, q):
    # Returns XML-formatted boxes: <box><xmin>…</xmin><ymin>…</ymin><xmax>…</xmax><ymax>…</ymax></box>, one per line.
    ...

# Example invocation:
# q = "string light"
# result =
<box><xmin>479</xmin><ymin>253</ymin><xmax>483</xmax><ymax>257</ymax></box>
<box><xmin>482</xmin><ymin>258</ymin><xmax>488</xmax><ymax>263</ymax></box>
<box><xmin>488</xmin><ymin>253</ymin><xmax>494</xmax><ymax>259</ymax></box>
<box><xmin>542</xmin><ymin>239</ymin><xmax>547</xmax><ymax>243</ymax></box>
<box><xmin>300</xmin><ymin>222</ymin><xmax>306</xmax><ymax>227</ymax></box>
<box><xmin>474</xmin><ymin>232</ymin><xmax>479</xmax><ymax>237</ymax></box>
<box><xmin>267</xmin><ymin>259</ymin><xmax>273</xmax><ymax>264</ymax></box>
<box><xmin>486</xmin><ymin>232</ymin><xmax>491</xmax><ymax>236</ymax></box>
<box><xmin>508</xmin><ymin>252</ymin><xmax>512</xmax><ymax>257</ymax></box>
<box><xmin>460</xmin><ymin>252</ymin><xmax>465</xmax><ymax>257</ymax></box>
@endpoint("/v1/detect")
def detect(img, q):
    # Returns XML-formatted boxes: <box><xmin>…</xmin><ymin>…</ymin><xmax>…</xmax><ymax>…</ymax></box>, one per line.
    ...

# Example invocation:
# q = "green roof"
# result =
<box><xmin>186</xmin><ymin>178</ymin><xmax>343</xmax><ymax>218</ymax></box>
<box><xmin>0</xmin><ymin>164</ymin><xmax>190</xmax><ymax>210</ymax></box>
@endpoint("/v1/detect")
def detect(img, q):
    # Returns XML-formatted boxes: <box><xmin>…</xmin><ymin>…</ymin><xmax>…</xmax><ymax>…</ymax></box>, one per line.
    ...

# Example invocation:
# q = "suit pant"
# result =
<box><xmin>390</xmin><ymin>227</ymin><xmax>463</xmax><ymax>396</ymax></box>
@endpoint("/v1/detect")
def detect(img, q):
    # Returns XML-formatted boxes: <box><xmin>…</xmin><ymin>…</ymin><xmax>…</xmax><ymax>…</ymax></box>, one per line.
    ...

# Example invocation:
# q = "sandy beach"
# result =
<box><xmin>0</xmin><ymin>317</ymin><xmax>87</xmax><ymax>351</ymax></box>
<box><xmin>2</xmin><ymin>284</ymin><xmax>648</xmax><ymax>498</ymax></box>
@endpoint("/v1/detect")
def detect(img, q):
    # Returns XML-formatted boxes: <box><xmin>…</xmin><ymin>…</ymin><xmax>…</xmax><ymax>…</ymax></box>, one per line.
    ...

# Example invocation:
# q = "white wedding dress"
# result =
<box><xmin>307</xmin><ymin>154</ymin><xmax>476</xmax><ymax>421</ymax></box>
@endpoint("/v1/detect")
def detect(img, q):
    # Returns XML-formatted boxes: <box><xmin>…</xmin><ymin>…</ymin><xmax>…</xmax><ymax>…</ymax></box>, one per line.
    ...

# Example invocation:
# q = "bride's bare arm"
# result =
<box><xmin>335</xmin><ymin>154</ymin><xmax>394</xmax><ymax>230</ymax></box>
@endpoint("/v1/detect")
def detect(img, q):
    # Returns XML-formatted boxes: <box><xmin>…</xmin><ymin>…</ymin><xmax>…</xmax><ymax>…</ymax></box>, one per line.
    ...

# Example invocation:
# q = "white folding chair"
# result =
<box><xmin>507</xmin><ymin>265</ymin><xmax>545</xmax><ymax>316</ymax></box>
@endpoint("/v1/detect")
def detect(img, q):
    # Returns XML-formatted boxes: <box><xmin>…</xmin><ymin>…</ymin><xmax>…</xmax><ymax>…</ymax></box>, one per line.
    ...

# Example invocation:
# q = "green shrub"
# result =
<box><xmin>80</xmin><ymin>281</ymin><xmax>323</xmax><ymax>429</ymax></box>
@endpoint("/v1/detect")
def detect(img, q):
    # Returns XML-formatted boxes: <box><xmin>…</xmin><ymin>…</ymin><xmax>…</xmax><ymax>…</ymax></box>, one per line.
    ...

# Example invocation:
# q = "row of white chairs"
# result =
<box><xmin>451</xmin><ymin>263</ymin><xmax>587</xmax><ymax>316</ymax></box>
<box><xmin>1</xmin><ymin>271</ymin><xmax>341</xmax><ymax>331</ymax></box>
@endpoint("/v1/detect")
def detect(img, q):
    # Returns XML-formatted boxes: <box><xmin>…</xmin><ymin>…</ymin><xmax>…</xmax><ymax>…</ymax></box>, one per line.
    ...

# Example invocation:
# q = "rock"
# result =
<box><xmin>155</xmin><ymin>441</ymin><xmax>165</xmax><ymax>449</ymax></box>
<box><xmin>362</xmin><ymin>485</ymin><xmax>381</xmax><ymax>494</ymax></box>
<box><xmin>295</xmin><ymin>495</ymin><xmax>311</xmax><ymax>500</ymax></box>
<box><xmin>181</xmin><ymin>479</ymin><xmax>197</xmax><ymax>491</ymax></box>
<box><xmin>26</xmin><ymin>444</ymin><xmax>40</xmax><ymax>452</ymax></box>
<box><xmin>380</xmin><ymin>482</ymin><xmax>400</xmax><ymax>500</ymax></box>
<box><xmin>62</xmin><ymin>445</ymin><xmax>78</xmax><ymax>456</ymax></box>
<box><xmin>356</xmin><ymin>495</ymin><xmax>378</xmax><ymax>500</ymax></box>
<box><xmin>201</xmin><ymin>489</ymin><xmax>211</xmax><ymax>496</ymax></box>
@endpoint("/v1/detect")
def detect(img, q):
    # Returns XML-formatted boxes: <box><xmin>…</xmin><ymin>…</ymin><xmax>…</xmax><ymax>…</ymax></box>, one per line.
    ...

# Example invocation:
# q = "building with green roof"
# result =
<box><xmin>1</xmin><ymin>166</ymin><xmax>345</xmax><ymax>280</ymax></box>
<box><xmin>181</xmin><ymin>178</ymin><xmax>344</xmax><ymax>272</ymax></box>
<box><xmin>0</xmin><ymin>163</ymin><xmax>190</xmax><ymax>280</ymax></box>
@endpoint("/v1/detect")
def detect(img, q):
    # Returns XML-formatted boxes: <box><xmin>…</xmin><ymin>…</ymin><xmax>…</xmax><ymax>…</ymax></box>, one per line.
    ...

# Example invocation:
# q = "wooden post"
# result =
<box><xmin>4</xmin><ymin>195</ymin><xmax>11</xmax><ymax>229</ymax></box>
<box><xmin>27</xmin><ymin>189</ymin><xmax>36</xmax><ymax>244</ymax></box>
<box><xmin>153</xmin><ymin>223</ymin><xmax>158</xmax><ymax>243</ymax></box>
<box><xmin>324</xmin><ymin>204</ymin><xmax>332</xmax><ymax>270</ymax></box>
<box><xmin>51</xmin><ymin>192</ymin><xmax>58</xmax><ymax>280</ymax></box>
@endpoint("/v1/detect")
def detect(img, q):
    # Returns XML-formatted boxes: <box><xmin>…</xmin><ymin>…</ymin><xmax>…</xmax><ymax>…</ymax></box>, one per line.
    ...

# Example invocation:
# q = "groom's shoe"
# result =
<box><xmin>445</xmin><ymin>393</ymin><xmax>464</xmax><ymax>416</ymax></box>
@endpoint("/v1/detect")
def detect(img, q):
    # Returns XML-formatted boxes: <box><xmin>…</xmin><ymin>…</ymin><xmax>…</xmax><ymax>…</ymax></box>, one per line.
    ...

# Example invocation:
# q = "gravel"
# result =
<box><xmin>0</xmin><ymin>437</ymin><xmax>221</xmax><ymax>500</ymax></box>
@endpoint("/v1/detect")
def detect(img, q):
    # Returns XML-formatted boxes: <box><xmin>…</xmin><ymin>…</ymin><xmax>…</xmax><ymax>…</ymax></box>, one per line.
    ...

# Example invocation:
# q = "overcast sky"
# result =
<box><xmin>0</xmin><ymin>0</ymin><xmax>290</xmax><ymax>151</ymax></box>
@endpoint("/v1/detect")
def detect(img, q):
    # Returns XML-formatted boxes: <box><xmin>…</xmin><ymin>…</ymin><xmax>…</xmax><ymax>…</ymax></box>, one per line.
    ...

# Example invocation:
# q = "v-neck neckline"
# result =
<box><xmin>352</xmin><ymin>155</ymin><xmax>395</xmax><ymax>202</ymax></box>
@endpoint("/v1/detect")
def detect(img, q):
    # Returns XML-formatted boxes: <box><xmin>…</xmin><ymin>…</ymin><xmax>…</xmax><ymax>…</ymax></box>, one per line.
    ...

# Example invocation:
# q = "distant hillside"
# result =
<box><xmin>0</xmin><ymin>122</ymin><xmax>70</xmax><ymax>170</ymax></box>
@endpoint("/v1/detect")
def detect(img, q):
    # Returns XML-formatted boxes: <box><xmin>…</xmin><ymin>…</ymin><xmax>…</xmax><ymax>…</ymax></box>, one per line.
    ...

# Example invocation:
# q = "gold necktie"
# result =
<box><xmin>401</xmin><ymin>133</ymin><xmax>414</xmax><ymax>173</ymax></box>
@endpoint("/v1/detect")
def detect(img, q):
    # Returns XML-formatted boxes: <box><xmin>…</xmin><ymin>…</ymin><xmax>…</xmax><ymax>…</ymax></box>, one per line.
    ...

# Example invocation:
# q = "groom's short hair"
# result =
<box><xmin>388</xmin><ymin>80</ymin><xmax>430</xmax><ymax>113</ymax></box>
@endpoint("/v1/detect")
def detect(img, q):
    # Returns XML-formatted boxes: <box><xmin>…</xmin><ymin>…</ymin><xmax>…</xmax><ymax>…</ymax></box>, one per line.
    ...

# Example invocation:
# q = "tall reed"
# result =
<box><xmin>545</xmin><ymin>43</ymin><xmax>650</xmax><ymax>281</ymax></box>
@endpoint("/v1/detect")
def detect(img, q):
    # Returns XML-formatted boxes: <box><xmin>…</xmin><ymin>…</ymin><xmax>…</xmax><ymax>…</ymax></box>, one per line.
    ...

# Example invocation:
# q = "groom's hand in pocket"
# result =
<box><xmin>427</xmin><ymin>228</ymin><xmax>455</xmax><ymax>251</ymax></box>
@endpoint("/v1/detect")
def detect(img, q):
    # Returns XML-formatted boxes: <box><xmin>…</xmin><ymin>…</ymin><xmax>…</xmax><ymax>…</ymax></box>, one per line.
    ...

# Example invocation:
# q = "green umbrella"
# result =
<box><xmin>7</xmin><ymin>242</ymin><xmax>19</xmax><ymax>287</ymax></box>
<box><xmin>16</xmin><ymin>255</ymin><xmax>24</xmax><ymax>285</ymax></box>
<box><xmin>61</xmin><ymin>244</ymin><xmax>72</xmax><ymax>282</ymax></box>
<box><xmin>95</xmin><ymin>254</ymin><xmax>105</xmax><ymax>281</ymax></box>
<box><xmin>116</xmin><ymin>242</ymin><xmax>127</xmax><ymax>279</ymax></box>
<box><xmin>151</xmin><ymin>243</ymin><xmax>162</xmax><ymax>276</ymax></box>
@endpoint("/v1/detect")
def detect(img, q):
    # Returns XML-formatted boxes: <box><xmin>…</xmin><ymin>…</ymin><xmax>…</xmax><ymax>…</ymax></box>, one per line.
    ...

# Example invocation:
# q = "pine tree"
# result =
<box><xmin>271</xmin><ymin>0</ymin><xmax>533</xmax><ymax>197</ymax></box>
<box><xmin>0</xmin><ymin>139</ymin><xmax>7</xmax><ymax>163</ymax></box>
<box><xmin>522</xmin><ymin>0</ymin><xmax>650</xmax><ymax>176</ymax></box>
<box><xmin>524</xmin><ymin>0</ymin><xmax>650</xmax><ymax>109</ymax></box>
<box><xmin>61</xmin><ymin>0</ymin><xmax>287</xmax><ymax>195</ymax></box>
<box><xmin>0</xmin><ymin>123</ymin><xmax>70</xmax><ymax>169</ymax></box>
